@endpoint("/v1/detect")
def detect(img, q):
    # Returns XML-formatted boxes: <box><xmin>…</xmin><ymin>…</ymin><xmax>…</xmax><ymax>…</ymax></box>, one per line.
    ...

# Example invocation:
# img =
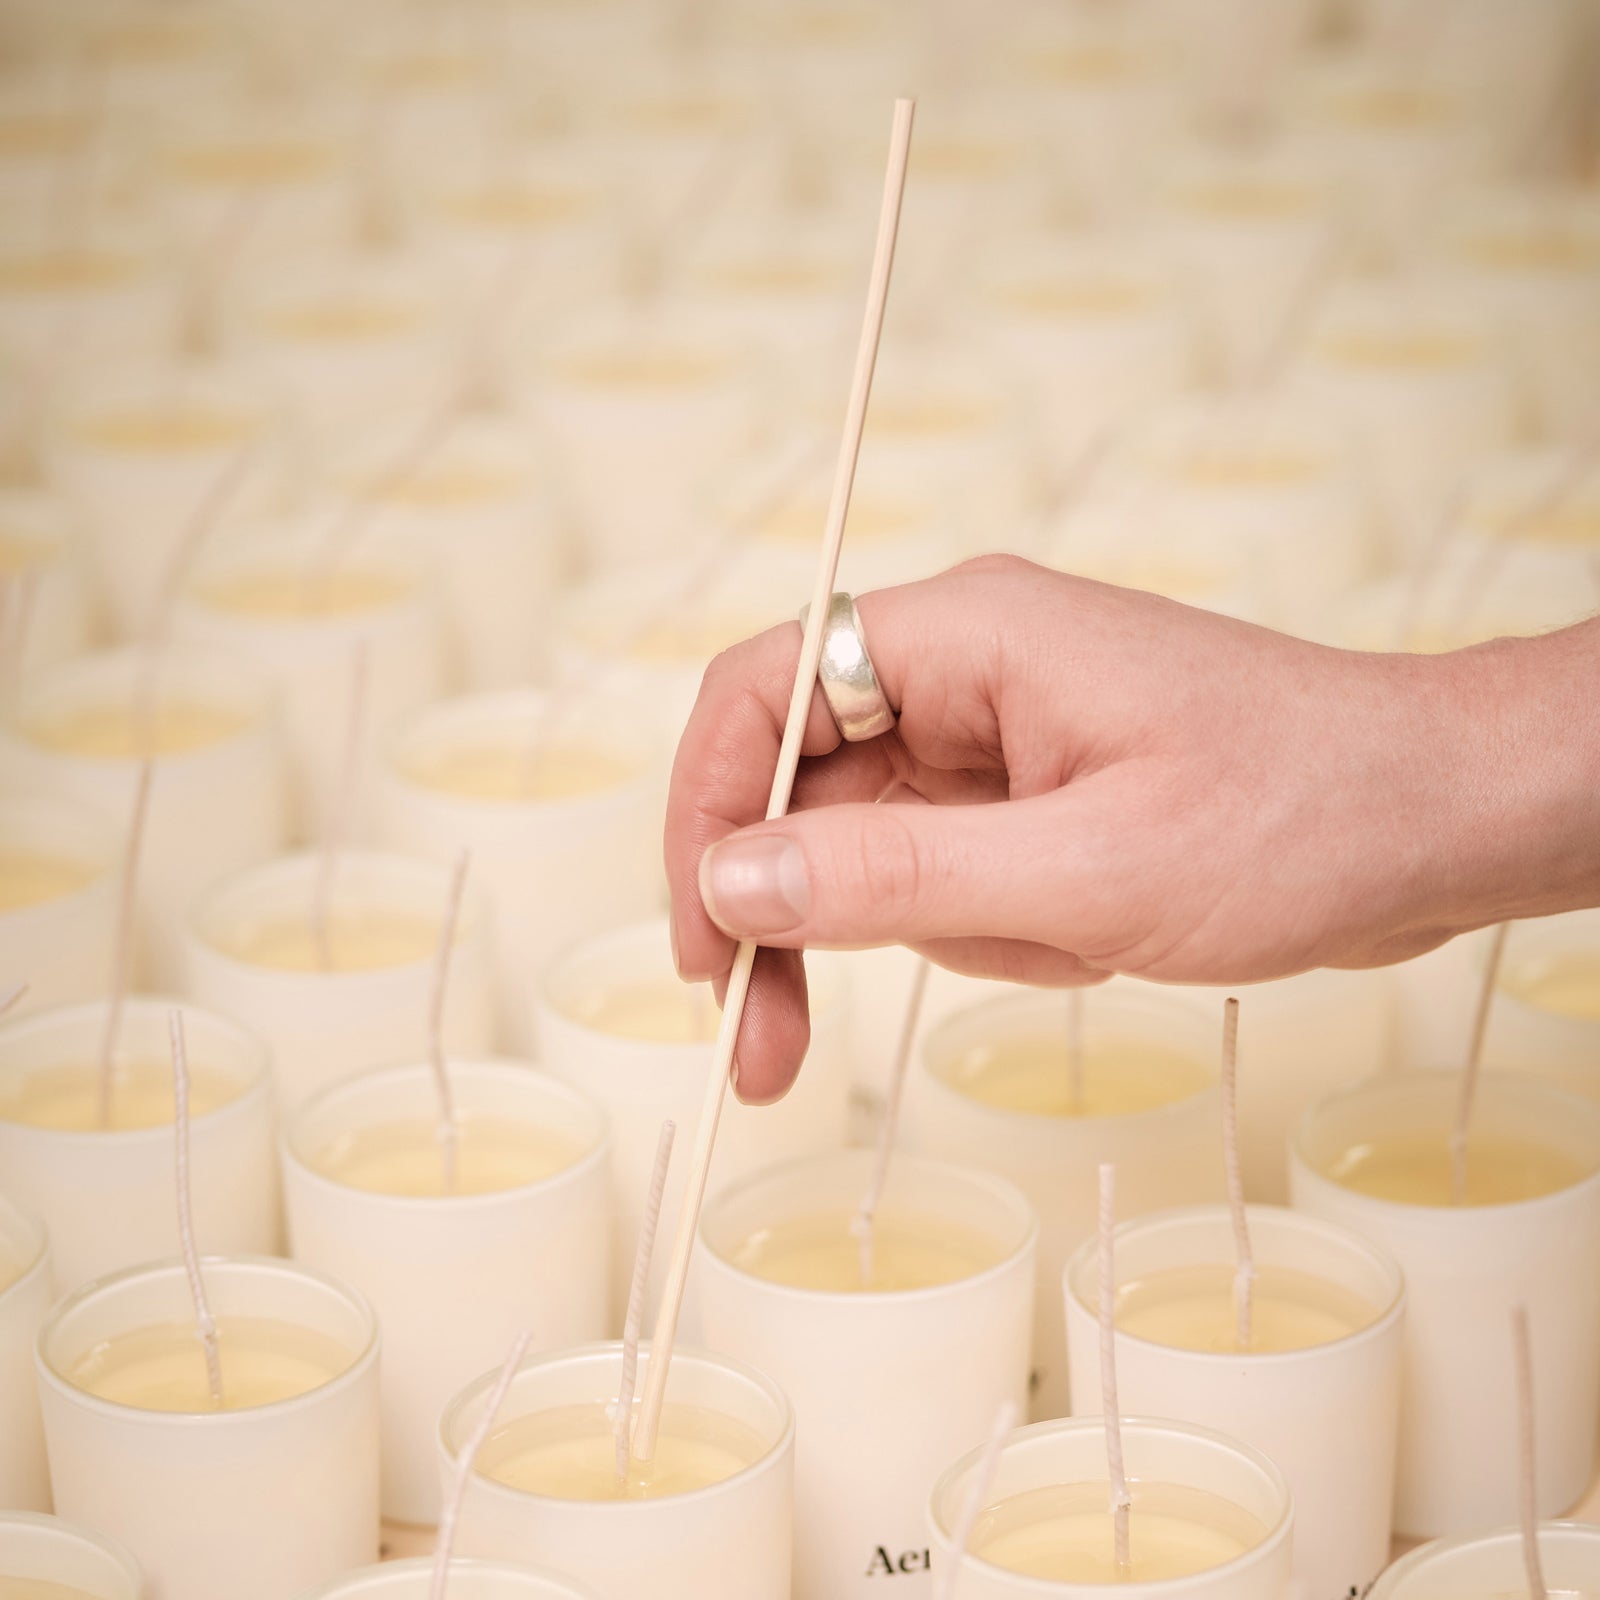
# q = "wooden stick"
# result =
<box><xmin>1098</xmin><ymin>1163</ymin><xmax>1131</xmax><ymax>1574</ymax></box>
<box><xmin>168</xmin><ymin>1008</ymin><xmax>223</xmax><ymax>1406</ymax></box>
<box><xmin>1066</xmin><ymin>988</ymin><xmax>1085</xmax><ymax>1114</ymax></box>
<box><xmin>932</xmin><ymin>1397</ymin><xmax>1020</xmax><ymax>1600</ymax></box>
<box><xmin>633</xmin><ymin>96</ymin><xmax>916</xmax><ymax>1461</ymax></box>
<box><xmin>615</xmin><ymin>1120</ymin><xmax>676</xmax><ymax>1482</ymax></box>
<box><xmin>1451</xmin><ymin>922</ymin><xmax>1511</xmax><ymax>1206</ymax></box>
<box><xmin>431</xmin><ymin>1328</ymin><xmax>532</xmax><ymax>1600</ymax></box>
<box><xmin>1219</xmin><ymin>997</ymin><xmax>1254</xmax><ymax>1350</ymax></box>
<box><xmin>852</xmin><ymin>957</ymin><xmax>930</xmax><ymax>1287</ymax></box>
<box><xmin>427</xmin><ymin>850</ymin><xmax>470</xmax><ymax>1194</ymax></box>
<box><xmin>310</xmin><ymin>643</ymin><xmax>370</xmax><ymax>972</ymax></box>
<box><xmin>1512</xmin><ymin>1304</ymin><xmax>1549</xmax><ymax>1600</ymax></box>
<box><xmin>96</xmin><ymin>760</ymin><xmax>154</xmax><ymax>1127</ymax></box>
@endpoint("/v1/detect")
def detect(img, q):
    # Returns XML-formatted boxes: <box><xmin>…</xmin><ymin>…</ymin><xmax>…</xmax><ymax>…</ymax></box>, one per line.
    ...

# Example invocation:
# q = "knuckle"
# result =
<box><xmin>951</xmin><ymin>551</ymin><xmax>1033</xmax><ymax>582</ymax></box>
<box><xmin>849</xmin><ymin>809</ymin><xmax>928</xmax><ymax>925</ymax></box>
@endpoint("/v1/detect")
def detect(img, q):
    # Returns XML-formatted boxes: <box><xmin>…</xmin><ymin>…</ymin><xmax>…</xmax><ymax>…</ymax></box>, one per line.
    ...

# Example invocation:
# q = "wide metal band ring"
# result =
<box><xmin>800</xmin><ymin>590</ymin><xmax>897</xmax><ymax>743</ymax></box>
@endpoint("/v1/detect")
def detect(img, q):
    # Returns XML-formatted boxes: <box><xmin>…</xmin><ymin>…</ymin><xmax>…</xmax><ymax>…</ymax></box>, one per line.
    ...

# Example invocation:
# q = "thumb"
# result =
<box><xmin>696</xmin><ymin>795</ymin><xmax>1092</xmax><ymax>951</ymax></box>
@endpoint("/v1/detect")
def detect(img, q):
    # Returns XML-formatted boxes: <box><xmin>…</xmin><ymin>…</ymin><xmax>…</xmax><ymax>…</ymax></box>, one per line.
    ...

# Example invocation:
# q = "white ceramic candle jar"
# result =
<box><xmin>903</xmin><ymin>985</ymin><xmax>1225</xmax><ymax>1419</ymax></box>
<box><xmin>0</xmin><ymin>996</ymin><xmax>279</xmax><ymax>1291</ymax></box>
<box><xmin>1370</xmin><ymin>1521</ymin><xmax>1600</xmax><ymax>1597</ymax></box>
<box><xmin>0</xmin><ymin>1197</ymin><xmax>51</xmax><ymax>1511</ymax></box>
<box><xmin>441</xmin><ymin>1342</ymin><xmax>794</xmax><ymax>1600</ymax></box>
<box><xmin>0</xmin><ymin>645</ymin><xmax>289</xmax><ymax>985</ymax></box>
<box><xmin>0</xmin><ymin>790</ymin><xmax>118</xmax><ymax>1019</ymax></box>
<box><xmin>1065</xmin><ymin>1204</ymin><xmax>1405</xmax><ymax>1598</ymax></box>
<box><xmin>1291</xmin><ymin>1072</ymin><xmax>1600</xmax><ymax>1538</ymax></box>
<box><xmin>0</xmin><ymin>1512</ymin><xmax>143</xmax><ymax>1598</ymax></box>
<box><xmin>927</xmin><ymin>1417</ymin><xmax>1293</xmax><ymax>1598</ymax></box>
<box><xmin>372</xmin><ymin>692</ymin><xmax>662</xmax><ymax>1052</ymax></box>
<box><xmin>300</xmin><ymin>1558</ymin><xmax>601</xmax><ymax>1599</ymax></box>
<box><xmin>181</xmin><ymin>849</ymin><xmax>496</xmax><ymax>1113</ymax></box>
<box><xmin>37</xmin><ymin>1255</ymin><xmax>380</xmax><ymax>1600</ymax></box>
<box><xmin>534</xmin><ymin>916</ymin><xmax>853</xmax><ymax>1327</ymax></box>
<box><xmin>282</xmin><ymin>1058</ymin><xmax>611</xmax><ymax>1525</ymax></box>
<box><xmin>696</xmin><ymin>1151</ymin><xmax>1038</xmax><ymax>1600</ymax></box>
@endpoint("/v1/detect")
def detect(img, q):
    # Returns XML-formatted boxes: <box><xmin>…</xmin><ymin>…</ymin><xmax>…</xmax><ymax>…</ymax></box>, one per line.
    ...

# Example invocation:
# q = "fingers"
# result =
<box><xmin>912</xmin><ymin>936</ymin><xmax>1114</xmax><ymax>988</ymax></box>
<box><xmin>728</xmin><ymin>946</ymin><xmax>810</xmax><ymax>1106</ymax></box>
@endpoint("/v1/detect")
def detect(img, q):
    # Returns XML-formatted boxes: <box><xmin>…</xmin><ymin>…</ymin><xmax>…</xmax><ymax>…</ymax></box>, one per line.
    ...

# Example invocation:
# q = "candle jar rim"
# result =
<box><xmin>280</xmin><ymin>1056</ymin><xmax>612</xmax><ymax>1212</ymax></box>
<box><xmin>438</xmin><ymin>1339</ymin><xmax>795</xmax><ymax>1514</ymax></box>
<box><xmin>0</xmin><ymin>1190</ymin><xmax>50</xmax><ymax>1309</ymax></box>
<box><xmin>0</xmin><ymin>788</ymin><xmax>122</xmax><ymax>913</ymax></box>
<box><xmin>696</xmin><ymin>1147</ymin><xmax>1039</xmax><ymax>1306</ymax></box>
<box><xmin>1369</xmin><ymin>1520</ymin><xmax>1600</xmax><ymax>1595</ymax></box>
<box><xmin>0</xmin><ymin>994</ymin><xmax>272</xmax><ymax>1148</ymax></box>
<box><xmin>1493</xmin><ymin>906</ymin><xmax>1600</xmax><ymax>1023</ymax></box>
<box><xmin>296</xmin><ymin>1555</ymin><xmax>602</xmax><ymax>1599</ymax></box>
<box><xmin>187</xmin><ymin>847</ymin><xmax>489</xmax><ymax>986</ymax></box>
<box><xmin>1290</xmin><ymin>1068</ymin><xmax>1600</xmax><ymax>1216</ymax></box>
<box><xmin>928</xmin><ymin>1415</ymin><xmax>1293</xmax><ymax>1595</ymax></box>
<box><xmin>380</xmin><ymin>687</ymin><xmax>659</xmax><ymax>816</ymax></box>
<box><xmin>919</xmin><ymin>985</ymin><xmax>1220</xmax><ymax>1131</ymax></box>
<box><xmin>1062</xmin><ymin>1201</ymin><xmax>1407</xmax><ymax>1366</ymax></box>
<box><xmin>0</xmin><ymin>1510</ymin><xmax>144</xmax><ymax>1598</ymax></box>
<box><xmin>35</xmin><ymin>1253</ymin><xmax>380</xmax><ymax>1426</ymax></box>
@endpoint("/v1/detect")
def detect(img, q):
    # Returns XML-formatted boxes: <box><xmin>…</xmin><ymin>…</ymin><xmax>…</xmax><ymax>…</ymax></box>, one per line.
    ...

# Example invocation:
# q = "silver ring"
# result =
<box><xmin>800</xmin><ymin>591</ymin><xmax>897</xmax><ymax>742</ymax></box>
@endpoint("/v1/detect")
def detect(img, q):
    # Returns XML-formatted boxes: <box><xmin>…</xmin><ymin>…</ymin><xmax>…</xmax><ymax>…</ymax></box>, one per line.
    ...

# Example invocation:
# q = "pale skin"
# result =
<box><xmin>664</xmin><ymin>555</ymin><xmax>1600</xmax><ymax>1105</ymax></box>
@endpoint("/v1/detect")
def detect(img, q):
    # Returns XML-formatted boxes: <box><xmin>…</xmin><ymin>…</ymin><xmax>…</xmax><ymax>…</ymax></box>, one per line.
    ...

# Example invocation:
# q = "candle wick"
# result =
<box><xmin>1452</xmin><ymin>922</ymin><xmax>1510</xmax><ymax>1207</ymax></box>
<box><xmin>428</xmin><ymin>850</ymin><xmax>471</xmax><ymax>1195</ymax></box>
<box><xmin>432</xmin><ymin>1328</ymin><xmax>531</xmax><ymax>1600</ymax></box>
<box><xmin>1066</xmin><ymin>987</ymin><xmax>1085</xmax><ymax>1115</ymax></box>
<box><xmin>616</xmin><ymin>1120</ymin><xmax>676</xmax><ymax>1484</ymax></box>
<box><xmin>1512</xmin><ymin>1304</ymin><xmax>1549</xmax><ymax>1600</ymax></box>
<box><xmin>1098</xmin><ymin>1163</ymin><xmax>1132</xmax><ymax>1575</ymax></box>
<box><xmin>168</xmin><ymin>1007</ymin><xmax>224</xmax><ymax>1407</ymax></box>
<box><xmin>310</xmin><ymin>642</ymin><xmax>370</xmax><ymax>974</ymax></box>
<box><xmin>932</xmin><ymin>1397</ymin><xmax>1018</xmax><ymax>1600</ymax></box>
<box><xmin>1220</xmin><ymin>997</ymin><xmax>1254</xmax><ymax>1351</ymax></box>
<box><xmin>96</xmin><ymin>760</ymin><xmax>153</xmax><ymax>1128</ymax></box>
<box><xmin>852</xmin><ymin>957</ymin><xmax>930</xmax><ymax>1289</ymax></box>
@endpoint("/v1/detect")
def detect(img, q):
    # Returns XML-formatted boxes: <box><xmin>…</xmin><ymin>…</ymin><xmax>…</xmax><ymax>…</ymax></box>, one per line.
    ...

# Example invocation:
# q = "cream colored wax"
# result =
<box><xmin>1325</xmin><ymin>1131</ymin><xmax>1588</xmax><ymax>1206</ymax></box>
<box><xmin>563</xmin><ymin>977</ymin><xmax>720</xmax><ymax>1045</ymax></box>
<box><xmin>728</xmin><ymin>1207</ymin><xmax>1003</xmax><ymax>1293</ymax></box>
<box><xmin>0</xmin><ymin>1582</ymin><xmax>102</xmax><ymax>1599</ymax></box>
<box><xmin>1503</xmin><ymin>950</ymin><xmax>1600</xmax><ymax>1022</ymax></box>
<box><xmin>314</xmin><ymin>1114</ymin><xmax>583</xmax><ymax>1198</ymax></box>
<box><xmin>939</xmin><ymin>1032</ymin><xmax>1213</xmax><ymax>1117</ymax></box>
<box><xmin>399</xmin><ymin>740</ymin><xmax>639</xmax><ymax>804</ymax></box>
<box><xmin>191</xmin><ymin>568</ymin><xmax>414</xmax><ymax>621</ymax></box>
<box><xmin>66</xmin><ymin>1316</ymin><xmax>355</xmax><ymax>1412</ymax></box>
<box><xmin>0</xmin><ymin>851</ymin><xmax>97</xmax><ymax>911</ymax></box>
<box><xmin>215</xmin><ymin>910</ymin><xmax>438</xmax><ymax>973</ymax></box>
<box><xmin>970</xmin><ymin>1481</ymin><xmax>1269</xmax><ymax>1580</ymax></box>
<box><xmin>477</xmin><ymin>1400</ymin><xmax>766</xmax><ymax>1502</ymax></box>
<box><xmin>22</xmin><ymin>700</ymin><xmax>248</xmax><ymax>759</ymax></box>
<box><xmin>0</xmin><ymin>1057</ymin><xmax>238</xmax><ymax>1131</ymax></box>
<box><xmin>1114</xmin><ymin>1263</ymin><xmax>1379</xmax><ymax>1353</ymax></box>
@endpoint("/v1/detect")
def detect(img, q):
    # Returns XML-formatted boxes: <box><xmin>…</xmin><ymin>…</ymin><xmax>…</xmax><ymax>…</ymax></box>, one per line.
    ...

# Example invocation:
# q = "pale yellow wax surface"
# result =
<box><xmin>360</xmin><ymin>464</ymin><xmax>519</xmax><ymax>509</ymax></box>
<box><xmin>314</xmin><ymin>1113</ymin><xmax>583</xmax><ymax>1197</ymax></box>
<box><xmin>1468</xmin><ymin>229</ymin><xmax>1600</xmax><ymax>274</ymax></box>
<box><xmin>438</xmin><ymin>185</ymin><xmax>588</xmax><ymax>229</ymax></box>
<box><xmin>994</xmin><ymin>280</ymin><xmax>1156</xmax><ymax>319</ymax></box>
<box><xmin>0</xmin><ymin>1057</ymin><xmax>237</xmax><ymax>1130</ymax></box>
<box><xmin>1325</xmin><ymin>1131</ymin><xmax>1591</xmax><ymax>1206</ymax></box>
<box><xmin>191</xmin><ymin>566</ymin><xmax>413</xmax><ymax>620</ymax></box>
<box><xmin>1504</xmin><ymin>949</ymin><xmax>1600</xmax><ymax>1020</ymax></box>
<box><xmin>1483</xmin><ymin>503</ymin><xmax>1600</xmax><ymax>546</ymax></box>
<box><xmin>1113</xmin><ymin>1263</ymin><xmax>1379</xmax><ymax>1353</ymax></box>
<box><xmin>262</xmin><ymin>302</ymin><xmax>422</xmax><ymax>343</ymax></box>
<box><xmin>22</xmin><ymin>699</ymin><xmax>248</xmax><ymax>758</ymax></box>
<box><xmin>867</xmin><ymin>396</ymin><xmax>1000</xmax><ymax>438</ymax></box>
<box><xmin>0</xmin><ymin>532</ymin><xmax>51</xmax><ymax>575</ymax></box>
<box><xmin>478</xmin><ymin>1400</ymin><xmax>765</xmax><ymax>1501</ymax></box>
<box><xmin>937</xmin><ymin>1034</ymin><xmax>1212</xmax><ymax>1118</ymax></box>
<box><xmin>758</xmin><ymin>495</ymin><xmax>920</xmax><ymax>545</ymax></box>
<box><xmin>1180</xmin><ymin>182</ymin><xmax>1318</xmax><ymax>221</ymax></box>
<box><xmin>0</xmin><ymin>252</ymin><xmax>140</xmax><ymax>294</ymax></box>
<box><xmin>1175</xmin><ymin>450</ymin><xmax>1322</xmax><ymax>489</ymax></box>
<box><xmin>555</xmin><ymin>351</ymin><xmax>729</xmax><ymax>391</ymax></box>
<box><xmin>0</xmin><ymin>1581</ymin><xmax>103</xmax><ymax>1599</ymax></box>
<box><xmin>401</xmin><ymin>741</ymin><xmax>639</xmax><ymax>803</ymax></box>
<box><xmin>564</xmin><ymin>977</ymin><xmax>720</xmax><ymax>1044</ymax></box>
<box><xmin>168</xmin><ymin>140</ymin><xmax>335</xmax><ymax>187</ymax></box>
<box><xmin>970</xmin><ymin>1481</ymin><xmax>1267</xmax><ymax>1580</ymax></box>
<box><xmin>66</xmin><ymin>1315</ymin><xmax>355</xmax><ymax>1411</ymax></box>
<box><xmin>0</xmin><ymin>849</ymin><xmax>97</xmax><ymax>911</ymax></box>
<box><xmin>73</xmin><ymin>407</ymin><xmax>253</xmax><ymax>454</ymax></box>
<box><xmin>215</xmin><ymin>909</ymin><xmax>438</xmax><ymax>973</ymax></box>
<box><xmin>728</xmin><ymin>1208</ymin><xmax>1003</xmax><ymax>1293</ymax></box>
<box><xmin>1318</xmin><ymin>331</ymin><xmax>1478</xmax><ymax>371</ymax></box>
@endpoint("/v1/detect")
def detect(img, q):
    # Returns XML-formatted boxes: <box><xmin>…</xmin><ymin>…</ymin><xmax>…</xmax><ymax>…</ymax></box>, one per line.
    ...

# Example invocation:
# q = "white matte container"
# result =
<box><xmin>1481</xmin><ymin>908</ymin><xmax>1600</xmax><ymax>1103</ymax></box>
<box><xmin>0</xmin><ymin>790</ymin><xmax>118</xmax><ymax>1019</ymax></box>
<box><xmin>37</xmin><ymin>1256</ymin><xmax>380</xmax><ymax>1600</ymax></box>
<box><xmin>282</xmin><ymin>1059</ymin><xmax>611</xmax><ymax>1525</ymax></box>
<box><xmin>927</xmin><ymin>1417</ymin><xmax>1294</xmax><ymax>1599</ymax></box>
<box><xmin>696</xmin><ymin>1151</ymin><xmax>1037</xmax><ymax>1600</ymax></box>
<box><xmin>299</xmin><ymin>1557</ymin><xmax>601</xmax><ymax>1599</ymax></box>
<box><xmin>441</xmin><ymin>1342</ymin><xmax>794</xmax><ymax>1600</ymax></box>
<box><xmin>0</xmin><ymin>997</ymin><xmax>279</xmax><ymax>1291</ymax></box>
<box><xmin>173</xmin><ymin>526</ymin><xmax>445</xmax><ymax>842</ymax></box>
<box><xmin>1369</xmin><ymin>1521</ymin><xmax>1600</xmax><ymax>1597</ymax></box>
<box><xmin>1291</xmin><ymin>1072</ymin><xmax>1600</xmax><ymax>1538</ymax></box>
<box><xmin>1065</xmin><ymin>1204</ymin><xmax>1405</xmax><ymax>1599</ymax></box>
<box><xmin>0</xmin><ymin>1198</ymin><xmax>51</xmax><ymax>1511</ymax></box>
<box><xmin>182</xmin><ymin>850</ymin><xmax>496</xmax><ymax>1114</ymax></box>
<box><xmin>0</xmin><ymin>1512</ymin><xmax>143</xmax><ymax>1598</ymax></box>
<box><xmin>372</xmin><ymin>693</ymin><xmax>663</xmax><ymax>1053</ymax></box>
<box><xmin>903</xmin><ymin>986</ymin><xmax>1225</xmax><ymax>1419</ymax></box>
<box><xmin>0</xmin><ymin>645</ymin><xmax>289</xmax><ymax>985</ymax></box>
<box><xmin>534</xmin><ymin>917</ymin><xmax>853</xmax><ymax>1327</ymax></box>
